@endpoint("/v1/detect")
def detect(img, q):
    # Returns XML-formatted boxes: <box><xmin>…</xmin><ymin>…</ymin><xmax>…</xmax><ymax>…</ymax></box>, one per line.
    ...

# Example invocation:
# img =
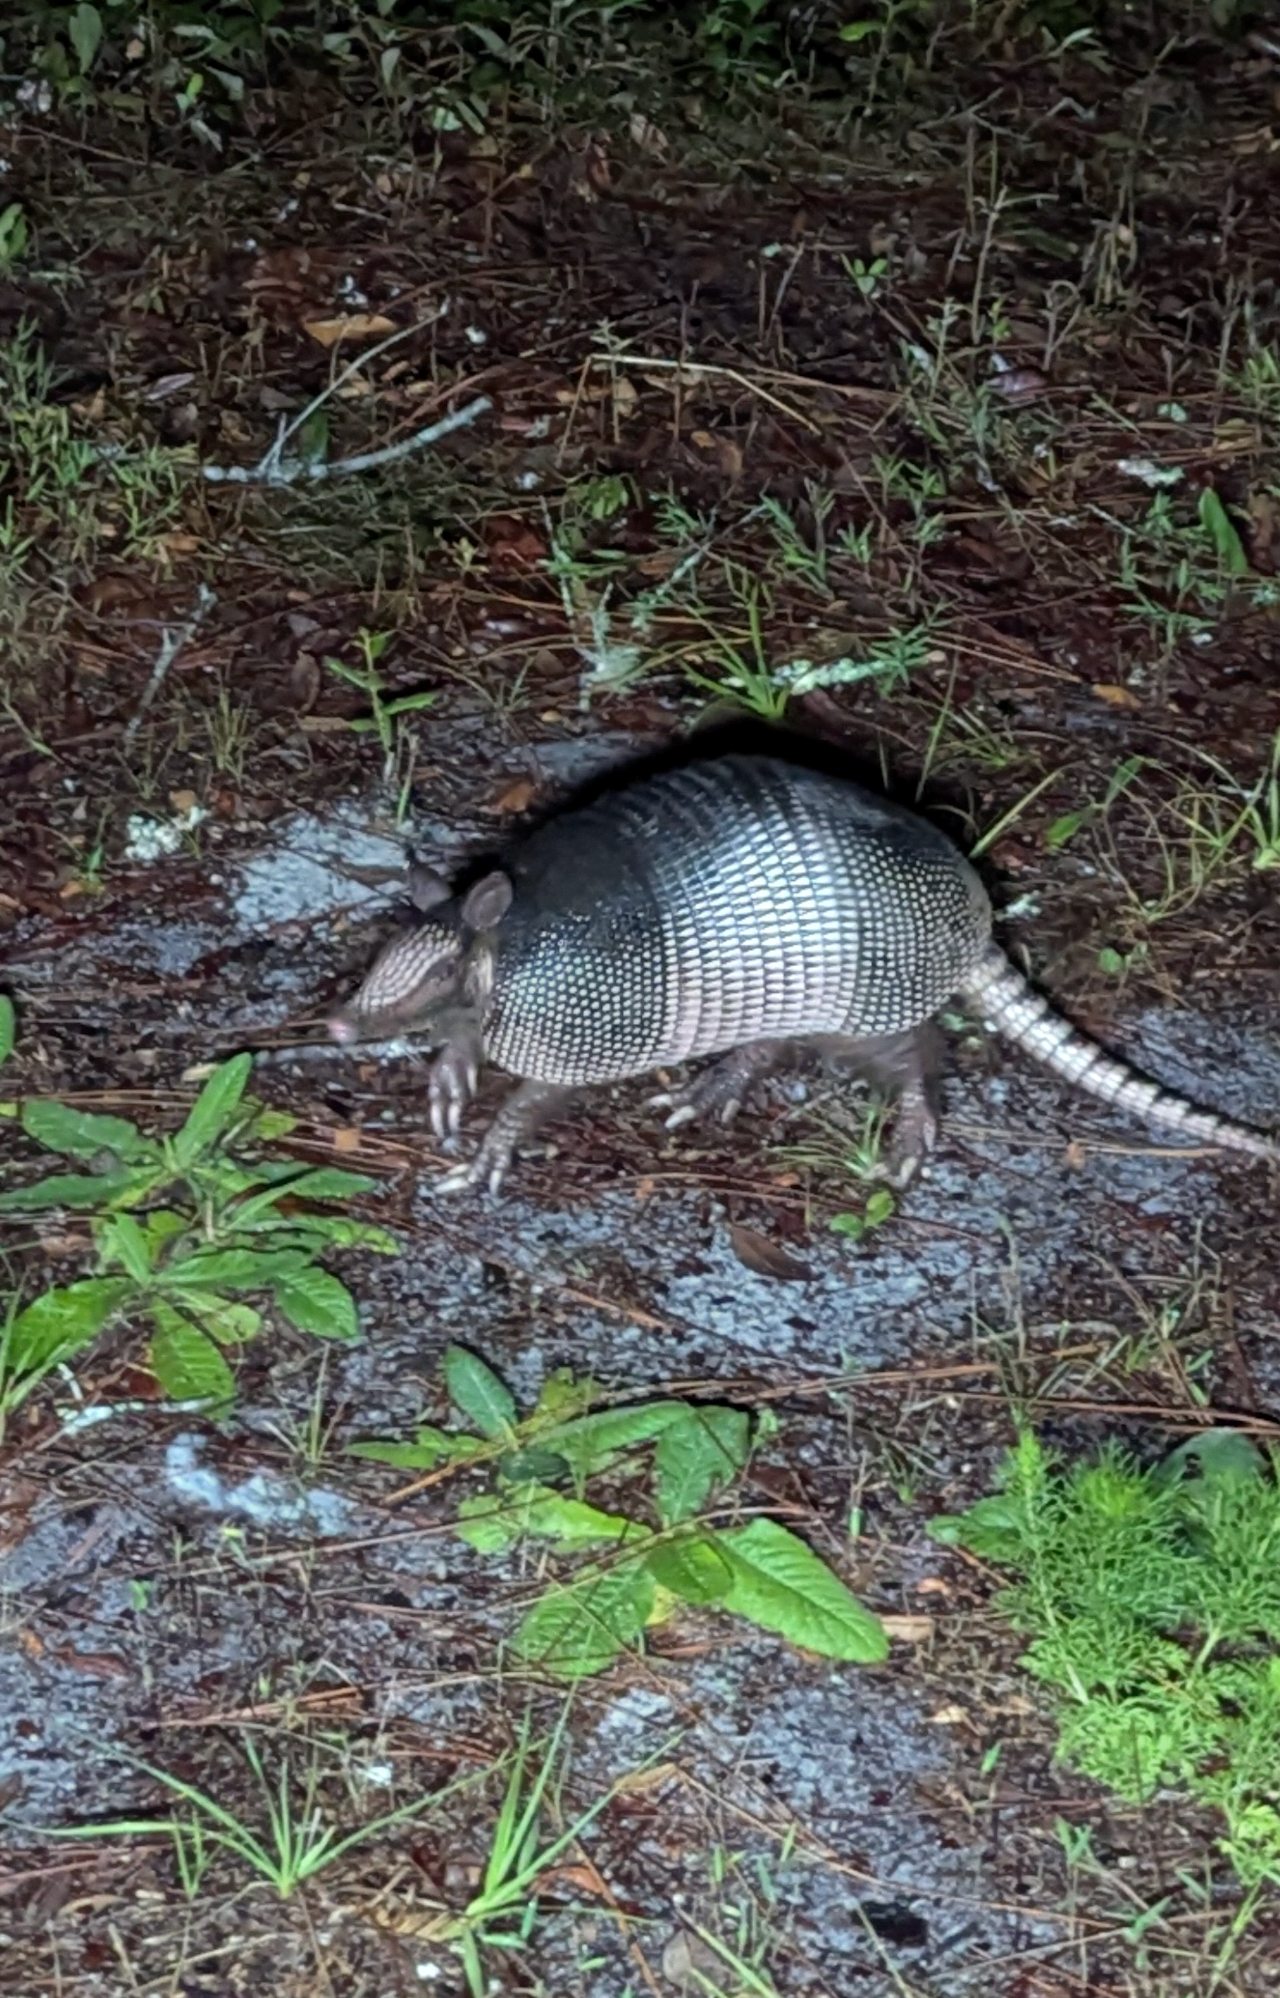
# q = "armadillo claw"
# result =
<box><xmin>431</xmin><ymin>1136</ymin><xmax>513</xmax><ymax>1198</ymax></box>
<box><xmin>867</xmin><ymin>1151</ymin><xmax>923</xmax><ymax>1191</ymax></box>
<box><xmin>647</xmin><ymin>1086</ymin><xmax>743</xmax><ymax>1132</ymax></box>
<box><xmin>649</xmin><ymin>1095</ymin><xmax>695</xmax><ymax>1132</ymax></box>
<box><xmin>428</xmin><ymin>1047</ymin><xmax>479</xmax><ymax>1141</ymax></box>
<box><xmin>432</xmin><ymin>1160</ymin><xmax>476</xmax><ymax>1195</ymax></box>
<box><xmin>870</xmin><ymin>1105</ymin><xmax>939</xmax><ymax>1190</ymax></box>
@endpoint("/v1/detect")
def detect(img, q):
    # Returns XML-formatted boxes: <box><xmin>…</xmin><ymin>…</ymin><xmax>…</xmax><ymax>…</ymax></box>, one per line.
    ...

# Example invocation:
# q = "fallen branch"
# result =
<box><xmin>202</xmin><ymin>394</ymin><xmax>493</xmax><ymax>487</ymax></box>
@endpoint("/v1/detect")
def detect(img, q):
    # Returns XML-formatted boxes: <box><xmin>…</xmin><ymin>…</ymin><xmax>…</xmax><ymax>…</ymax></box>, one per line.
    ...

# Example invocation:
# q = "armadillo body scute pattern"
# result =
<box><xmin>482</xmin><ymin>758</ymin><xmax>993</xmax><ymax>1088</ymax></box>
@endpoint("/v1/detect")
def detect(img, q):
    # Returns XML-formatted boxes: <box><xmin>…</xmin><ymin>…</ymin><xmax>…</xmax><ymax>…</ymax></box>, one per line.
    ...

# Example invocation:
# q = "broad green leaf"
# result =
<box><xmin>7</xmin><ymin>1278</ymin><xmax>130</xmax><ymax>1374</ymax></box>
<box><xmin>248</xmin><ymin>1108</ymin><xmax>296</xmax><ymax>1141</ymax></box>
<box><xmin>149</xmin><ymin>1304</ymin><xmax>235</xmax><ymax>1408</ymax></box>
<box><xmin>653</xmin><ymin>1406</ymin><xmax>751</xmax><ymax>1525</ymax></box>
<box><xmin>227</xmin><ymin>1168</ymin><xmax>376</xmax><ymax>1228</ymax></box>
<box><xmin>445</xmin><ymin>1345</ymin><xmax>517</xmax><ymax>1437</ymax></box>
<box><xmin>166</xmin><ymin>1247</ymin><xmax>310</xmax><ymax>1289</ymax></box>
<box><xmin>0</xmin><ymin>996</ymin><xmax>16</xmax><ymax>1064</ymax></box>
<box><xmin>512</xmin><ymin>1561</ymin><xmax>653</xmax><ymax>1678</ymax></box>
<box><xmin>0</xmin><ymin>1170</ymin><xmax>142</xmax><ymax>1212</ymax></box>
<box><xmin>274</xmin><ymin>1167</ymin><xmax>377</xmax><ymax>1201</ymax></box>
<box><xmin>349</xmin><ymin>1425</ymin><xmax>484</xmax><ymax>1469</ymax></box>
<box><xmin>499</xmin><ymin>1445</ymin><xmax>572</xmax><ymax>1485</ymax></box>
<box><xmin>171</xmin><ymin>1054</ymin><xmax>253</xmax><ymax>1168</ymax></box>
<box><xmin>456</xmin><ymin>1486</ymin><xmax>641</xmax><ymax>1553</ymax></box>
<box><xmin>169</xmin><ymin>1292</ymin><xmax>262</xmax><ymax>1343</ymax></box>
<box><xmin>644</xmin><ymin>1529</ymin><xmax>733</xmax><ymax>1605</ymax></box>
<box><xmin>548</xmin><ymin>1401</ymin><xmax>687</xmax><ymax>1474</ymax></box>
<box><xmin>144</xmin><ymin>1209</ymin><xmax>189</xmax><ymax>1249</ymax></box>
<box><xmin>68</xmin><ymin>1</ymin><xmax>103</xmax><ymax>72</ymax></box>
<box><xmin>1154</xmin><ymin>1430</ymin><xmax>1266</xmax><ymax>1492</ymax></box>
<box><xmin>307</xmin><ymin>1218</ymin><xmax>398</xmax><ymax>1254</ymax></box>
<box><xmin>272</xmin><ymin>1267</ymin><xmax>359</xmax><ymax>1341</ymax></box>
<box><xmin>225</xmin><ymin>1213</ymin><xmax>398</xmax><ymax>1254</ymax></box>
<box><xmin>529</xmin><ymin>1369</ymin><xmax>604</xmax><ymax>1426</ymax></box>
<box><xmin>225</xmin><ymin>1159</ymin><xmax>307</xmax><ymax>1188</ymax></box>
<box><xmin>455</xmin><ymin>1492</ymin><xmax>526</xmax><ymax>1553</ymax></box>
<box><xmin>510</xmin><ymin>1487</ymin><xmax>643</xmax><ymax>1548</ymax></box>
<box><xmin>186</xmin><ymin>1161</ymin><xmax>260</xmax><ymax>1201</ymax></box>
<box><xmin>20</xmin><ymin>1099</ymin><xmax>154</xmax><ymax>1162</ymax></box>
<box><xmin>716</xmin><ymin>1518</ymin><xmax>888</xmax><ymax>1663</ymax></box>
<box><xmin>98</xmin><ymin>1212</ymin><xmax>153</xmax><ymax>1285</ymax></box>
<box><xmin>928</xmin><ymin>1494</ymin><xmax>1031</xmax><ymax>1560</ymax></box>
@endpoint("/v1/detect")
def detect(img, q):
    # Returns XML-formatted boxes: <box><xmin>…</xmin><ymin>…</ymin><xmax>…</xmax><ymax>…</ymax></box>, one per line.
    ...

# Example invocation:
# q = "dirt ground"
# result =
<box><xmin>3</xmin><ymin>10</ymin><xmax>1280</xmax><ymax>1995</ymax></box>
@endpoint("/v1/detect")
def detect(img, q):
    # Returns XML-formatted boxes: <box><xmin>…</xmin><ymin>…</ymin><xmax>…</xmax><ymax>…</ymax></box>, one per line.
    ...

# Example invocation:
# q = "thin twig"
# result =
<box><xmin>122</xmin><ymin>583</ymin><xmax>217</xmax><ymax>746</ymax></box>
<box><xmin>202</xmin><ymin>395</ymin><xmax>493</xmax><ymax>487</ymax></box>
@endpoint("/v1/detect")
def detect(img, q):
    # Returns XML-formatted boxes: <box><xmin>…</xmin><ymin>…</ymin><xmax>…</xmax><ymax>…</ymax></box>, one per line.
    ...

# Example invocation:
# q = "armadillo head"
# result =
<box><xmin>327</xmin><ymin>866</ymin><xmax>513</xmax><ymax>1046</ymax></box>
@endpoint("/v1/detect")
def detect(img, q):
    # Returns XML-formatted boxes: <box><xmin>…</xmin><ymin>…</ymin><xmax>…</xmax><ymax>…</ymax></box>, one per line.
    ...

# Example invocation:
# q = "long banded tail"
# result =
<box><xmin>961</xmin><ymin>943</ymin><xmax>1280</xmax><ymax>1165</ymax></box>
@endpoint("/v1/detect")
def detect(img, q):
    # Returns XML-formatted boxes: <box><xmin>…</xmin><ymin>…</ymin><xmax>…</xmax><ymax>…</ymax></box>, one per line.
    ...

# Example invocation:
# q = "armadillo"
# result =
<box><xmin>327</xmin><ymin>754</ymin><xmax>1280</xmax><ymax>1193</ymax></box>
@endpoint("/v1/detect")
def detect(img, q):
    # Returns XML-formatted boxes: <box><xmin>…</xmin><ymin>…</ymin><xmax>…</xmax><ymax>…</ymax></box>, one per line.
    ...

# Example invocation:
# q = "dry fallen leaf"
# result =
<box><xmin>879</xmin><ymin>1613</ymin><xmax>935</xmax><ymax>1645</ymax></box>
<box><xmin>488</xmin><ymin>778</ymin><xmax>538</xmax><ymax>815</ymax></box>
<box><xmin>303</xmin><ymin>312</ymin><xmax>398</xmax><ymax>348</ymax></box>
<box><xmin>628</xmin><ymin>111</ymin><xmax>669</xmax><ymax>155</ymax></box>
<box><xmin>1092</xmin><ymin>682</ymin><xmax>1141</xmax><ymax>709</ymax></box>
<box><xmin>690</xmin><ymin>430</ymin><xmax>743</xmax><ymax>479</ymax></box>
<box><xmin>727</xmin><ymin>1223</ymin><xmax>812</xmax><ymax>1283</ymax></box>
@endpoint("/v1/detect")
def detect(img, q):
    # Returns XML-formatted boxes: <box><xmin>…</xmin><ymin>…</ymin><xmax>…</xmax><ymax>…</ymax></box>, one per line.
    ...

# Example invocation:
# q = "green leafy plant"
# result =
<box><xmin>352</xmin><ymin>1346</ymin><xmax>888</xmax><ymax>1678</ymax></box>
<box><xmin>932</xmin><ymin>1428</ymin><xmax>1280</xmax><ymax>1902</ymax></box>
<box><xmin>323</xmin><ymin>627</ymin><xmax>435</xmax><ymax>793</ymax></box>
<box><xmin>829</xmin><ymin>1186</ymin><xmax>897</xmax><ymax>1242</ymax></box>
<box><xmin>0</xmin><ymin>1021</ymin><xmax>393</xmax><ymax>1413</ymax></box>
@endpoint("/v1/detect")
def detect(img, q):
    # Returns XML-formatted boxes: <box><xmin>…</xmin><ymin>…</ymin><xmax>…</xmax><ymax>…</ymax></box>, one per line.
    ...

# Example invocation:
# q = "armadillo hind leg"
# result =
<box><xmin>648</xmin><ymin>1038</ymin><xmax>796</xmax><ymax>1131</ymax></box>
<box><xmin>811</xmin><ymin>1026</ymin><xmax>944</xmax><ymax>1190</ymax></box>
<box><xmin>434</xmin><ymin>1081</ymin><xmax>579</xmax><ymax>1196</ymax></box>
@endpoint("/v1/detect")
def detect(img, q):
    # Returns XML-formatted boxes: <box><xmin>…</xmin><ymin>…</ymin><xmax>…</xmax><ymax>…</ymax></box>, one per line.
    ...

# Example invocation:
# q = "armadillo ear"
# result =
<box><xmin>460</xmin><ymin>870</ymin><xmax>513</xmax><ymax>931</ymax></box>
<box><xmin>407</xmin><ymin>862</ymin><xmax>452</xmax><ymax>913</ymax></box>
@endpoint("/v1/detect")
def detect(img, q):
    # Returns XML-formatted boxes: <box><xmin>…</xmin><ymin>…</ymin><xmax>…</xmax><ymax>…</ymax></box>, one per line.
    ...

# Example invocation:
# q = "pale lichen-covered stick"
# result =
<box><xmin>328</xmin><ymin>754</ymin><xmax>1280</xmax><ymax>1194</ymax></box>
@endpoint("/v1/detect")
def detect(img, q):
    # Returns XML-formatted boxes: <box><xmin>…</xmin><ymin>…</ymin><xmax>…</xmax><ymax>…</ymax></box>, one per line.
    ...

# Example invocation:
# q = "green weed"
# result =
<box><xmin>323</xmin><ymin>627</ymin><xmax>435</xmax><ymax>804</ymax></box>
<box><xmin>351</xmin><ymin>1345</ymin><xmax>888</xmax><ymax>1678</ymax></box>
<box><xmin>434</xmin><ymin>1703</ymin><xmax>653</xmax><ymax>1998</ymax></box>
<box><xmin>45</xmin><ymin>1729</ymin><xmax>467</xmax><ymax>1899</ymax></box>
<box><xmin>932</xmin><ymin>1427</ymin><xmax>1280</xmax><ymax>1906</ymax></box>
<box><xmin>0</xmin><ymin>322</ymin><xmax>189</xmax><ymax>678</ymax></box>
<box><xmin>1100</xmin><ymin>483</ymin><xmax>1275</xmax><ymax>665</ymax></box>
<box><xmin>681</xmin><ymin>569</ymin><xmax>794</xmax><ymax>720</ymax></box>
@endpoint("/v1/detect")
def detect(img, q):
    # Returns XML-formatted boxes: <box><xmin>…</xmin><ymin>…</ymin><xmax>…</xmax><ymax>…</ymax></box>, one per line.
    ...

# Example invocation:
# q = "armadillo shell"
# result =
<box><xmin>483</xmin><ymin>755</ymin><xmax>992</xmax><ymax>1088</ymax></box>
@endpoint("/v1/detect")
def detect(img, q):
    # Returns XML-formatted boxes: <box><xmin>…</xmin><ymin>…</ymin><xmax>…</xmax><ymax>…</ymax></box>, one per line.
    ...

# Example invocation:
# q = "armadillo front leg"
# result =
<box><xmin>434</xmin><ymin>1082</ymin><xmax>579</xmax><ymax>1196</ymax></box>
<box><xmin>427</xmin><ymin>1025</ymin><xmax>486</xmax><ymax>1141</ymax></box>
<box><xmin>648</xmin><ymin>1039</ymin><xmax>794</xmax><ymax>1131</ymax></box>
